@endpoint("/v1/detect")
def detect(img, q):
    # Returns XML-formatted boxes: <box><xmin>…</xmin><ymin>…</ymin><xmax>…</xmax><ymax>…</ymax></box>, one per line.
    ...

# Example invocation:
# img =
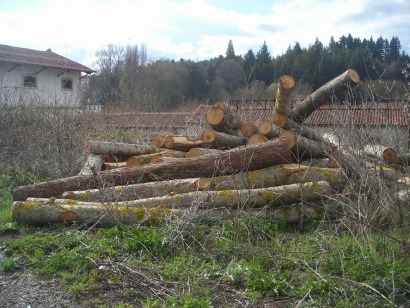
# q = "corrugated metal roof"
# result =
<box><xmin>0</xmin><ymin>44</ymin><xmax>94</xmax><ymax>73</ymax></box>
<box><xmin>304</xmin><ymin>103</ymin><xmax>408</xmax><ymax>126</ymax></box>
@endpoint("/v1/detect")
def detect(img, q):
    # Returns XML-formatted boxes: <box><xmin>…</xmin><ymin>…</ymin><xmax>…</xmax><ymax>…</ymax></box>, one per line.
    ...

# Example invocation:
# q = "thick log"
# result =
<box><xmin>280</xmin><ymin>130</ymin><xmax>327</xmax><ymax>160</ymax></box>
<box><xmin>274</xmin><ymin>75</ymin><xmax>296</xmax><ymax>115</ymax></box>
<box><xmin>247</xmin><ymin>134</ymin><xmax>268</xmax><ymax>145</ymax></box>
<box><xmin>396</xmin><ymin>153</ymin><xmax>410</xmax><ymax>166</ymax></box>
<box><xmin>78</xmin><ymin>154</ymin><xmax>103</xmax><ymax>176</ymax></box>
<box><xmin>363</xmin><ymin>144</ymin><xmax>397</xmax><ymax>164</ymax></box>
<box><xmin>13</xmin><ymin>138</ymin><xmax>292</xmax><ymax>200</ymax></box>
<box><xmin>241</xmin><ymin>122</ymin><xmax>259</xmax><ymax>138</ymax></box>
<box><xmin>62</xmin><ymin>177</ymin><xmax>209</xmax><ymax>202</ymax></box>
<box><xmin>12</xmin><ymin>200</ymin><xmax>177</xmax><ymax>226</ymax></box>
<box><xmin>205</xmin><ymin>102</ymin><xmax>243</xmax><ymax>135</ymax></box>
<box><xmin>164</xmin><ymin>135</ymin><xmax>203</xmax><ymax>151</ymax></box>
<box><xmin>103</xmin><ymin>162</ymin><xmax>128</xmax><ymax>170</ymax></box>
<box><xmin>208</xmin><ymin>164</ymin><xmax>345</xmax><ymax>191</ymax></box>
<box><xmin>186</xmin><ymin>148</ymin><xmax>223</xmax><ymax>158</ymax></box>
<box><xmin>85</xmin><ymin>140</ymin><xmax>158</xmax><ymax>156</ymax></box>
<box><xmin>152</xmin><ymin>134</ymin><xmax>166</xmax><ymax>148</ymax></box>
<box><xmin>258</xmin><ymin>121</ymin><xmax>281</xmax><ymax>139</ymax></box>
<box><xmin>127</xmin><ymin>150</ymin><xmax>187</xmax><ymax>166</ymax></box>
<box><xmin>289</xmin><ymin>69</ymin><xmax>360</xmax><ymax>124</ymax></box>
<box><xmin>201</xmin><ymin>128</ymin><xmax>247</xmax><ymax>149</ymax></box>
<box><xmin>272</xmin><ymin>113</ymin><xmax>323</xmax><ymax>142</ymax></box>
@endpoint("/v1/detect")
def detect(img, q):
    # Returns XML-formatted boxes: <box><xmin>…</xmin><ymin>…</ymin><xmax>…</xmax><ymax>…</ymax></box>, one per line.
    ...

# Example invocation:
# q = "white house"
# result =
<box><xmin>0</xmin><ymin>44</ymin><xmax>94</xmax><ymax>107</ymax></box>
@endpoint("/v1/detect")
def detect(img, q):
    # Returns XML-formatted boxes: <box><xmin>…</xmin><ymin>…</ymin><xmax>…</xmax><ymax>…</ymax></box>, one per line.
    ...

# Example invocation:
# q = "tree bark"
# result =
<box><xmin>186</xmin><ymin>148</ymin><xmax>223</xmax><ymax>158</ymax></box>
<box><xmin>396</xmin><ymin>153</ymin><xmax>410</xmax><ymax>166</ymax></box>
<box><xmin>13</xmin><ymin>137</ymin><xmax>292</xmax><ymax>201</ymax></box>
<box><xmin>272</xmin><ymin>113</ymin><xmax>323</xmax><ymax>142</ymax></box>
<box><xmin>241</xmin><ymin>122</ymin><xmax>259</xmax><ymax>138</ymax></box>
<box><xmin>164</xmin><ymin>135</ymin><xmax>203</xmax><ymax>151</ymax></box>
<box><xmin>363</xmin><ymin>144</ymin><xmax>397</xmax><ymax>164</ymax></box>
<box><xmin>274</xmin><ymin>75</ymin><xmax>296</xmax><ymax>115</ymax></box>
<box><xmin>208</xmin><ymin>164</ymin><xmax>345</xmax><ymax>191</ymax></box>
<box><xmin>103</xmin><ymin>162</ymin><xmax>128</xmax><ymax>170</ymax></box>
<box><xmin>258</xmin><ymin>121</ymin><xmax>281</xmax><ymax>139</ymax></box>
<box><xmin>201</xmin><ymin>128</ymin><xmax>247</xmax><ymax>149</ymax></box>
<box><xmin>12</xmin><ymin>200</ymin><xmax>177</xmax><ymax>226</ymax></box>
<box><xmin>247</xmin><ymin>134</ymin><xmax>268</xmax><ymax>145</ymax></box>
<box><xmin>78</xmin><ymin>154</ymin><xmax>103</xmax><ymax>176</ymax></box>
<box><xmin>127</xmin><ymin>150</ymin><xmax>187</xmax><ymax>166</ymax></box>
<box><xmin>280</xmin><ymin>130</ymin><xmax>327</xmax><ymax>160</ymax></box>
<box><xmin>62</xmin><ymin>177</ymin><xmax>209</xmax><ymax>202</ymax></box>
<box><xmin>205</xmin><ymin>102</ymin><xmax>243</xmax><ymax>135</ymax></box>
<box><xmin>84</xmin><ymin>140</ymin><xmax>159</xmax><ymax>156</ymax></box>
<box><xmin>289</xmin><ymin>69</ymin><xmax>360</xmax><ymax>124</ymax></box>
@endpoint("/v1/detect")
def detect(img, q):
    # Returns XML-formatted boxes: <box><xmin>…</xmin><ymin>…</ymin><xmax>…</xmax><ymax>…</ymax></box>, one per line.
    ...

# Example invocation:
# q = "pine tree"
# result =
<box><xmin>254</xmin><ymin>41</ymin><xmax>274</xmax><ymax>85</ymax></box>
<box><xmin>243</xmin><ymin>49</ymin><xmax>256</xmax><ymax>82</ymax></box>
<box><xmin>225</xmin><ymin>40</ymin><xmax>236</xmax><ymax>60</ymax></box>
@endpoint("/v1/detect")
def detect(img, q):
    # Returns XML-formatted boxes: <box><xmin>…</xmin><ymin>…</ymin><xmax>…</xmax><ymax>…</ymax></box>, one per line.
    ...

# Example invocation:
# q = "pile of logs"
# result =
<box><xmin>11</xmin><ymin>69</ymin><xmax>409</xmax><ymax>226</ymax></box>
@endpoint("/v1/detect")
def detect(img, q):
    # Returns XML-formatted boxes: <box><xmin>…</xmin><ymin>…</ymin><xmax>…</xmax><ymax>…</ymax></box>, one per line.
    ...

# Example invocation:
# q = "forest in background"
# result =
<box><xmin>86</xmin><ymin>33</ymin><xmax>410</xmax><ymax>111</ymax></box>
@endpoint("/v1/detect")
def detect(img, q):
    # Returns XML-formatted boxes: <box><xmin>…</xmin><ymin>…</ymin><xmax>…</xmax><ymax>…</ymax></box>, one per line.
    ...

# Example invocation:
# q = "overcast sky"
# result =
<box><xmin>1</xmin><ymin>0</ymin><xmax>409</xmax><ymax>70</ymax></box>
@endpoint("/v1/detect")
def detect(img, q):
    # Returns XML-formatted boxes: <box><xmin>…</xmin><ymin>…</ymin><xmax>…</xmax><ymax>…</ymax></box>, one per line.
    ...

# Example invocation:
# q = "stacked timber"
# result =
<box><xmin>12</xmin><ymin>68</ymin><xmax>407</xmax><ymax>227</ymax></box>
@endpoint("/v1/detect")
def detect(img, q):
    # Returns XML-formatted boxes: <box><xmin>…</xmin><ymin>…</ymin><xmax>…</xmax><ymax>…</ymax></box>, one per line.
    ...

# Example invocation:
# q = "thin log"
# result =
<box><xmin>12</xmin><ymin>200</ymin><xmax>177</xmax><ymax>226</ymax></box>
<box><xmin>258</xmin><ymin>121</ymin><xmax>281</xmax><ymax>139</ymax></box>
<box><xmin>78</xmin><ymin>154</ymin><xmax>103</xmax><ymax>176</ymax></box>
<box><xmin>363</xmin><ymin>144</ymin><xmax>397</xmax><ymax>164</ymax></box>
<box><xmin>62</xmin><ymin>177</ymin><xmax>209</xmax><ymax>202</ymax></box>
<box><xmin>241</xmin><ymin>122</ymin><xmax>259</xmax><ymax>138</ymax></box>
<box><xmin>13</xmin><ymin>138</ymin><xmax>292</xmax><ymax>200</ymax></box>
<box><xmin>186</xmin><ymin>148</ymin><xmax>223</xmax><ymax>158</ymax></box>
<box><xmin>289</xmin><ymin>69</ymin><xmax>360</xmax><ymax>124</ymax></box>
<box><xmin>247</xmin><ymin>134</ymin><xmax>268</xmax><ymax>145</ymax></box>
<box><xmin>84</xmin><ymin>140</ymin><xmax>158</xmax><ymax>156</ymax></box>
<box><xmin>201</xmin><ymin>128</ymin><xmax>247</xmax><ymax>149</ymax></box>
<box><xmin>274</xmin><ymin>75</ymin><xmax>296</xmax><ymax>115</ymax></box>
<box><xmin>152</xmin><ymin>134</ymin><xmax>166</xmax><ymax>148</ymax></box>
<box><xmin>205</xmin><ymin>102</ymin><xmax>243</xmax><ymax>135</ymax></box>
<box><xmin>272</xmin><ymin>113</ymin><xmax>323</xmax><ymax>142</ymax></box>
<box><xmin>164</xmin><ymin>135</ymin><xmax>203</xmax><ymax>151</ymax></box>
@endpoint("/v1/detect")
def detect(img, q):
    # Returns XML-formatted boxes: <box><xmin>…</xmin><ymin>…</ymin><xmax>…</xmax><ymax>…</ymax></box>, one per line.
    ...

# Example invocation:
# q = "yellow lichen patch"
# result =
<box><xmin>314</xmin><ymin>206</ymin><xmax>324</xmax><ymax>216</ymax></box>
<box><xmin>262</xmin><ymin>191</ymin><xmax>275</xmax><ymax>203</ymax></box>
<box><xmin>80</xmin><ymin>190</ymin><xmax>92</xmax><ymax>202</ymax></box>
<box><xmin>66</xmin><ymin>199</ymin><xmax>79</xmax><ymax>206</ymax></box>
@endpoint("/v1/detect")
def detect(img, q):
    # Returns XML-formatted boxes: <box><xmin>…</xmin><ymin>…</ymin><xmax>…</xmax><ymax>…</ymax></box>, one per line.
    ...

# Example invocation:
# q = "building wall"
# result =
<box><xmin>0</xmin><ymin>62</ymin><xmax>83</xmax><ymax>106</ymax></box>
<box><xmin>306</xmin><ymin>124</ymin><xmax>409</xmax><ymax>152</ymax></box>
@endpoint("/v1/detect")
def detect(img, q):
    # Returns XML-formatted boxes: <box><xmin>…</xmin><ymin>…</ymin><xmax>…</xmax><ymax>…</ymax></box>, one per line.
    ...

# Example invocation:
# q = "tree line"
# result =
<box><xmin>86</xmin><ymin>34</ymin><xmax>409</xmax><ymax>111</ymax></box>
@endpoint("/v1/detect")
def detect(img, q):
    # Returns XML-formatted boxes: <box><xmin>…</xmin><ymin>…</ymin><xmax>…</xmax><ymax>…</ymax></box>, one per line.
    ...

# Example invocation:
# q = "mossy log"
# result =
<box><xmin>272</xmin><ymin>113</ymin><xmax>323</xmax><ymax>142</ymax></box>
<box><xmin>241</xmin><ymin>122</ymin><xmax>259</xmax><ymax>138</ymax></box>
<box><xmin>205</xmin><ymin>102</ymin><xmax>243</xmax><ymax>135</ymax></box>
<box><xmin>164</xmin><ymin>135</ymin><xmax>203</xmax><ymax>151</ymax></box>
<box><xmin>289</xmin><ymin>69</ymin><xmax>360</xmax><ymax>124</ymax></box>
<box><xmin>201</xmin><ymin>128</ymin><xmax>247</xmax><ymax>149</ymax></box>
<box><xmin>63</xmin><ymin>177</ymin><xmax>209</xmax><ymax>202</ymax></box>
<box><xmin>12</xmin><ymin>200</ymin><xmax>177</xmax><ymax>226</ymax></box>
<box><xmin>274</xmin><ymin>75</ymin><xmax>296</xmax><ymax>115</ymax></box>
<box><xmin>85</xmin><ymin>140</ymin><xmax>158</xmax><ymax>156</ymax></box>
<box><xmin>208</xmin><ymin>164</ymin><xmax>345</xmax><ymax>191</ymax></box>
<box><xmin>186</xmin><ymin>148</ymin><xmax>223</xmax><ymax>158</ymax></box>
<box><xmin>363</xmin><ymin>144</ymin><xmax>397</xmax><ymax>164</ymax></box>
<box><xmin>247</xmin><ymin>134</ymin><xmax>268</xmax><ymax>145</ymax></box>
<box><xmin>13</xmin><ymin>138</ymin><xmax>292</xmax><ymax>200</ymax></box>
<box><xmin>78</xmin><ymin>154</ymin><xmax>103</xmax><ymax>176</ymax></box>
<box><xmin>258</xmin><ymin>121</ymin><xmax>282</xmax><ymax>139</ymax></box>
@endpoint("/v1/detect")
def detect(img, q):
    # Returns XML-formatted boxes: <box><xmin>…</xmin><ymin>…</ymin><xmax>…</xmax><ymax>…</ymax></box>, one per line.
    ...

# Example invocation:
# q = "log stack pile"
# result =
<box><xmin>11</xmin><ymin>69</ymin><xmax>409</xmax><ymax>226</ymax></box>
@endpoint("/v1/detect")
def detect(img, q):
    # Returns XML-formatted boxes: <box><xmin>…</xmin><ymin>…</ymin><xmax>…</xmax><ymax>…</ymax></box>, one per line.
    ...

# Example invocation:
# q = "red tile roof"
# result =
<box><xmin>304</xmin><ymin>103</ymin><xmax>408</xmax><ymax>126</ymax></box>
<box><xmin>0</xmin><ymin>44</ymin><xmax>94</xmax><ymax>74</ymax></box>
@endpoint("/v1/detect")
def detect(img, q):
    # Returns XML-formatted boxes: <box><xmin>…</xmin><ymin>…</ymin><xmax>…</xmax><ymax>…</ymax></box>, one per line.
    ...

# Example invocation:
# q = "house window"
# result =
<box><xmin>23</xmin><ymin>75</ymin><xmax>37</xmax><ymax>87</ymax></box>
<box><xmin>62</xmin><ymin>78</ymin><xmax>73</xmax><ymax>90</ymax></box>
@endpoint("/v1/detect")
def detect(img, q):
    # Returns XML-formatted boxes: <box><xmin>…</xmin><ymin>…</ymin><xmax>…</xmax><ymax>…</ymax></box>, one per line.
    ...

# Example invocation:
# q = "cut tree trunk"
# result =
<box><xmin>12</xmin><ymin>200</ymin><xmax>177</xmax><ymax>226</ymax></box>
<box><xmin>289</xmin><ymin>69</ymin><xmax>360</xmax><ymax>124</ymax></box>
<box><xmin>274</xmin><ymin>75</ymin><xmax>296</xmax><ymax>115</ymax></box>
<box><xmin>258</xmin><ymin>121</ymin><xmax>281</xmax><ymax>139</ymax></box>
<box><xmin>272</xmin><ymin>113</ymin><xmax>323</xmax><ymax>142</ymax></box>
<box><xmin>279</xmin><ymin>130</ymin><xmax>326</xmax><ymax>160</ymax></box>
<box><xmin>186</xmin><ymin>148</ymin><xmax>223</xmax><ymax>158</ymax></box>
<box><xmin>13</xmin><ymin>137</ymin><xmax>292</xmax><ymax>201</ymax></box>
<box><xmin>127</xmin><ymin>150</ymin><xmax>187</xmax><ymax>166</ymax></box>
<box><xmin>363</xmin><ymin>144</ymin><xmax>397</xmax><ymax>164</ymax></box>
<box><xmin>208</xmin><ymin>164</ymin><xmax>345</xmax><ymax>191</ymax></box>
<box><xmin>241</xmin><ymin>122</ymin><xmax>259</xmax><ymax>138</ymax></box>
<box><xmin>152</xmin><ymin>134</ymin><xmax>166</xmax><ymax>148</ymax></box>
<box><xmin>164</xmin><ymin>135</ymin><xmax>203</xmax><ymax>151</ymax></box>
<box><xmin>84</xmin><ymin>140</ymin><xmax>159</xmax><ymax>156</ymax></box>
<box><xmin>205</xmin><ymin>102</ymin><xmax>243</xmax><ymax>135</ymax></box>
<box><xmin>247</xmin><ymin>134</ymin><xmax>268</xmax><ymax>145</ymax></box>
<box><xmin>62</xmin><ymin>177</ymin><xmax>209</xmax><ymax>202</ymax></box>
<box><xmin>201</xmin><ymin>128</ymin><xmax>247</xmax><ymax>149</ymax></box>
<box><xmin>78</xmin><ymin>154</ymin><xmax>103</xmax><ymax>176</ymax></box>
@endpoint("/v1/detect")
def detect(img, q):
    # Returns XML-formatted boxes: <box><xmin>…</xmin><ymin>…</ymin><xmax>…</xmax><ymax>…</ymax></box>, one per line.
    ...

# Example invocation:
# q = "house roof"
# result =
<box><xmin>304</xmin><ymin>103</ymin><xmax>408</xmax><ymax>126</ymax></box>
<box><xmin>0</xmin><ymin>44</ymin><xmax>95</xmax><ymax>74</ymax></box>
